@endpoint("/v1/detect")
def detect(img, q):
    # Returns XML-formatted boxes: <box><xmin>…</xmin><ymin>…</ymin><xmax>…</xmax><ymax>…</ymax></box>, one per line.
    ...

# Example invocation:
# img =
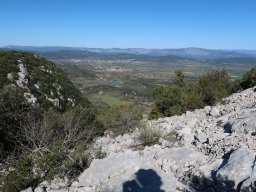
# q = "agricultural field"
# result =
<box><xmin>42</xmin><ymin>52</ymin><xmax>256</xmax><ymax>108</ymax></box>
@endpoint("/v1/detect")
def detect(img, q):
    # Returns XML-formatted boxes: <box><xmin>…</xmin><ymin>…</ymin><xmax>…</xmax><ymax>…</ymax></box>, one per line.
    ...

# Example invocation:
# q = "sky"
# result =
<box><xmin>0</xmin><ymin>0</ymin><xmax>256</xmax><ymax>49</ymax></box>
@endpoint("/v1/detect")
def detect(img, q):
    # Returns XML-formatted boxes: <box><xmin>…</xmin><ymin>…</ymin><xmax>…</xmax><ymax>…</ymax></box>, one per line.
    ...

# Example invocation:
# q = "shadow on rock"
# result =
<box><xmin>188</xmin><ymin>151</ymin><xmax>238</xmax><ymax>192</ymax></box>
<box><xmin>189</xmin><ymin>175</ymin><xmax>236</xmax><ymax>192</ymax></box>
<box><xmin>224</xmin><ymin>122</ymin><xmax>232</xmax><ymax>133</ymax></box>
<box><xmin>123</xmin><ymin>169</ymin><xmax>164</xmax><ymax>192</ymax></box>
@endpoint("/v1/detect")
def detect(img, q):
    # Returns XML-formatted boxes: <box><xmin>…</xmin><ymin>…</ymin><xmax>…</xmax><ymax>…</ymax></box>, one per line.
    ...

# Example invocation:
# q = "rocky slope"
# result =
<box><xmin>0</xmin><ymin>51</ymin><xmax>90</xmax><ymax>111</ymax></box>
<box><xmin>24</xmin><ymin>86</ymin><xmax>256</xmax><ymax>192</ymax></box>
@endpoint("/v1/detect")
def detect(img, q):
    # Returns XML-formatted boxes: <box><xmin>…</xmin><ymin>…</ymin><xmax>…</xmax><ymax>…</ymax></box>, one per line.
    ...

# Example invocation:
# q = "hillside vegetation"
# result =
<box><xmin>150</xmin><ymin>67</ymin><xmax>256</xmax><ymax>119</ymax></box>
<box><xmin>0</xmin><ymin>51</ymin><xmax>104</xmax><ymax>192</ymax></box>
<box><xmin>0</xmin><ymin>51</ymin><xmax>90</xmax><ymax>110</ymax></box>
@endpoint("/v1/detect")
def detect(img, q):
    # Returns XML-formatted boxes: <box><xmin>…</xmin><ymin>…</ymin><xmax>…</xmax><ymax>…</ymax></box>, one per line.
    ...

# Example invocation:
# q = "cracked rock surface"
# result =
<box><xmin>24</xmin><ymin>86</ymin><xmax>256</xmax><ymax>192</ymax></box>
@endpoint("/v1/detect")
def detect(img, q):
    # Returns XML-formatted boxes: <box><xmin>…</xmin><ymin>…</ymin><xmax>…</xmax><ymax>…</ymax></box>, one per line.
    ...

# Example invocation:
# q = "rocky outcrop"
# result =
<box><xmin>27</xmin><ymin>86</ymin><xmax>256</xmax><ymax>192</ymax></box>
<box><xmin>0</xmin><ymin>51</ymin><xmax>90</xmax><ymax>111</ymax></box>
<box><xmin>215</xmin><ymin>147</ymin><xmax>256</xmax><ymax>191</ymax></box>
<box><xmin>229</xmin><ymin>109</ymin><xmax>256</xmax><ymax>135</ymax></box>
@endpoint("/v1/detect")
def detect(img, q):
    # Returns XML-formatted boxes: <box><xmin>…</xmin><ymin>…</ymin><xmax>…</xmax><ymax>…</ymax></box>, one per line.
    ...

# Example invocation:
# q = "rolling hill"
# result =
<box><xmin>2</xmin><ymin>46</ymin><xmax>256</xmax><ymax>59</ymax></box>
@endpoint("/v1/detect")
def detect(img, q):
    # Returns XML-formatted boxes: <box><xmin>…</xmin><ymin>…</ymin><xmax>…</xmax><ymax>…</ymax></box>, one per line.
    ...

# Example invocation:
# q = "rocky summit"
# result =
<box><xmin>25</xmin><ymin>86</ymin><xmax>256</xmax><ymax>192</ymax></box>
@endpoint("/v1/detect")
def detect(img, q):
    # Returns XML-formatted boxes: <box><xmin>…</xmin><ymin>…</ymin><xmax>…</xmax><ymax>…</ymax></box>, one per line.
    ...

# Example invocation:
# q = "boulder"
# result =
<box><xmin>20</xmin><ymin>187</ymin><xmax>33</xmax><ymax>192</ymax></box>
<box><xmin>210</xmin><ymin>107</ymin><xmax>221</xmax><ymax>117</ymax></box>
<box><xmin>204</xmin><ymin>106</ymin><xmax>211</xmax><ymax>115</ymax></box>
<box><xmin>216</xmin><ymin>147</ymin><xmax>256</xmax><ymax>190</ymax></box>
<box><xmin>177</xmin><ymin>127</ymin><xmax>194</xmax><ymax>143</ymax></box>
<box><xmin>229</xmin><ymin>110</ymin><xmax>256</xmax><ymax>135</ymax></box>
<box><xmin>241</xmin><ymin>170</ymin><xmax>256</xmax><ymax>192</ymax></box>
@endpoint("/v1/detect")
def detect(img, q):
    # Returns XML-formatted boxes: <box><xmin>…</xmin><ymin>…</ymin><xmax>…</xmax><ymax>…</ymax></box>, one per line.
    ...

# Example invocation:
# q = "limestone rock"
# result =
<box><xmin>20</xmin><ymin>187</ymin><xmax>33</xmax><ymax>192</ymax></box>
<box><xmin>34</xmin><ymin>187</ymin><xmax>45</xmax><ymax>192</ymax></box>
<box><xmin>204</xmin><ymin>106</ymin><xmax>211</xmax><ymax>115</ymax></box>
<box><xmin>77</xmin><ymin>150</ymin><xmax>192</xmax><ymax>192</ymax></box>
<box><xmin>210</xmin><ymin>107</ymin><xmax>220</xmax><ymax>117</ymax></box>
<box><xmin>229</xmin><ymin>110</ymin><xmax>256</xmax><ymax>135</ymax></box>
<box><xmin>216</xmin><ymin>147</ymin><xmax>256</xmax><ymax>190</ymax></box>
<box><xmin>177</xmin><ymin>127</ymin><xmax>194</xmax><ymax>143</ymax></box>
<box><xmin>241</xmin><ymin>170</ymin><xmax>256</xmax><ymax>192</ymax></box>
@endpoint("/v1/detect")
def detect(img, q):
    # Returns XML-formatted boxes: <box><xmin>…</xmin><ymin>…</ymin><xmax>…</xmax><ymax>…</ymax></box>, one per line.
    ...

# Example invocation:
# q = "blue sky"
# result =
<box><xmin>0</xmin><ymin>0</ymin><xmax>256</xmax><ymax>49</ymax></box>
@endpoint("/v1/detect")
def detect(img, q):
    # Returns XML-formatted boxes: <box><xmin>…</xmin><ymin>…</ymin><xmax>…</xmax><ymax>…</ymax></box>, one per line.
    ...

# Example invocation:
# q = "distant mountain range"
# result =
<box><xmin>2</xmin><ymin>45</ymin><xmax>256</xmax><ymax>59</ymax></box>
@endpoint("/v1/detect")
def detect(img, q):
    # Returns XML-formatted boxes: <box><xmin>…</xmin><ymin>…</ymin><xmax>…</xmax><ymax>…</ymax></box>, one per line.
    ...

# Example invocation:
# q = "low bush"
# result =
<box><xmin>138</xmin><ymin>123</ymin><xmax>164</xmax><ymax>147</ymax></box>
<box><xmin>2</xmin><ymin>156</ymin><xmax>39</xmax><ymax>192</ymax></box>
<box><xmin>0</xmin><ymin>86</ymin><xmax>37</xmax><ymax>158</ymax></box>
<box><xmin>150</xmin><ymin>85</ymin><xmax>186</xmax><ymax>117</ymax></box>
<box><xmin>1</xmin><ymin>107</ymin><xmax>104</xmax><ymax>192</ymax></box>
<box><xmin>100</xmin><ymin>104</ymin><xmax>143</xmax><ymax>136</ymax></box>
<box><xmin>240</xmin><ymin>67</ymin><xmax>256</xmax><ymax>90</ymax></box>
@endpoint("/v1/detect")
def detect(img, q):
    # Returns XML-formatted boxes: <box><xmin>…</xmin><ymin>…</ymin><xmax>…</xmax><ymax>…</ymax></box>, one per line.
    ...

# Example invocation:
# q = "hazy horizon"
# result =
<box><xmin>2</xmin><ymin>45</ymin><xmax>256</xmax><ymax>51</ymax></box>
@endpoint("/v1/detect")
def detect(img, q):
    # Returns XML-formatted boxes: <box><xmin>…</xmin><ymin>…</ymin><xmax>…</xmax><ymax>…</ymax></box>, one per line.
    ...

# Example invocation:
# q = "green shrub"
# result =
<box><xmin>0</xmin><ymin>86</ymin><xmax>38</xmax><ymax>157</ymax></box>
<box><xmin>100</xmin><ymin>104</ymin><xmax>143</xmax><ymax>136</ymax></box>
<box><xmin>173</xmin><ymin>70</ymin><xmax>186</xmax><ymax>87</ymax></box>
<box><xmin>37</xmin><ymin>146</ymin><xmax>64</xmax><ymax>179</ymax></box>
<box><xmin>10</xmin><ymin>107</ymin><xmax>103</xmax><ymax>155</ymax></box>
<box><xmin>150</xmin><ymin>85</ymin><xmax>187</xmax><ymax>118</ymax></box>
<box><xmin>150</xmin><ymin>71</ymin><xmax>203</xmax><ymax>118</ymax></box>
<box><xmin>182</xmin><ymin>85</ymin><xmax>204</xmax><ymax>110</ymax></box>
<box><xmin>138</xmin><ymin>123</ymin><xmax>164</xmax><ymax>147</ymax></box>
<box><xmin>240</xmin><ymin>67</ymin><xmax>256</xmax><ymax>90</ymax></box>
<box><xmin>197</xmin><ymin>69</ymin><xmax>233</xmax><ymax>105</ymax></box>
<box><xmin>2</xmin><ymin>156</ymin><xmax>39</xmax><ymax>192</ymax></box>
<box><xmin>231</xmin><ymin>79</ymin><xmax>242</xmax><ymax>92</ymax></box>
<box><xmin>150</xmin><ymin>69</ymin><xmax>233</xmax><ymax>119</ymax></box>
<box><xmin>2</xmin><ymin>107</ymin><xmax>104</xmax><ymax>190</ymax></box>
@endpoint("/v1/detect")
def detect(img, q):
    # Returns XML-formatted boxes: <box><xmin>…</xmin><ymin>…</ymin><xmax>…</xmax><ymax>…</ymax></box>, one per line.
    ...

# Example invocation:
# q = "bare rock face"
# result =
<box><xmin>229</xmin><ymin>109</ymin><xmax>256</xmax><ymax>135</ymax></box>
<box><xmin>76</xmin><ymin>149</ymin><xmax>193</xmax><ymax>192</ymax></box>
<box><xmin>29</xmin><ymin>86</ymin><xmax>256</xmax><ymax>192</ymax></box>
<box><xmin>216</xmin><ymin>147</ymin><xmax>256</xmax><ymax>191</ymax></box>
